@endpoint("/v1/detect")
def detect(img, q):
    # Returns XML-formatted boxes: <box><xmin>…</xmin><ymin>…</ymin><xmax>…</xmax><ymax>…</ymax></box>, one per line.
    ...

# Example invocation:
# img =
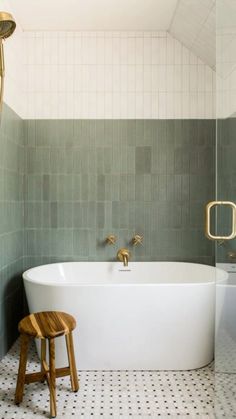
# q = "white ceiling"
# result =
<box><xmin>169</xmin><ymin>0</ymin><xmax>216</xmax><ymax>68</ymax></box>
<box><xmin>7</xmin><ymin>0</ymin><xmax>178</xmax><ymax>31</ymax></box>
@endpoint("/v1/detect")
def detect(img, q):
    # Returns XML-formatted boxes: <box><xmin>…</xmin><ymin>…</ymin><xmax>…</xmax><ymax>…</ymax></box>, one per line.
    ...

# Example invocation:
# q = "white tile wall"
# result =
<box><xmin>1</xmin><ymin>27</ymin><xmax>216</xmax><ymax>119</ymax></box>
<box><xmin>22</xmin><ymin>31</ymin><xmax>215</xmax><ymax>119</ymax></box>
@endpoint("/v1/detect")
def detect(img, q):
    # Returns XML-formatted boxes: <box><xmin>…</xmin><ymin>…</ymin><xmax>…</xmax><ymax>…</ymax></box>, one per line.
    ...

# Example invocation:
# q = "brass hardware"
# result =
<box><xmin>0</xmin><ymin>12</ymin><xmax>16</xmax><ymax>39</ymax></box>
<box><xmin>0</xmin><ymin>39</ymin><xmax>4</xmax><ymax>112</ymax></box>
<box><xmin>106</xmin><ymin>235</ymin><xmax>117</xmax><ymax>245</ymax></box>
<box><xmin>205</xmin><ymin>201</ymin><xmax>236</xmax><ymax>241</ymax></box>
<box><xmin>228</xmin><ymin>251</ymin><xmax>236</xmax><ymax>260</ymax></box>
<box><xmin>0</xmin><ymin>12</ymin><xmax>16</xmax><ymax>112</ymax></box>
<box><xmin>117</xmin><ymin>248</ymin><xmax>131</xmax><ymax>267</ymax></box>
<box><xmin>132</xmin><ymin>234</ymin><xmax>143</xmax><ymax>246</ymax></box>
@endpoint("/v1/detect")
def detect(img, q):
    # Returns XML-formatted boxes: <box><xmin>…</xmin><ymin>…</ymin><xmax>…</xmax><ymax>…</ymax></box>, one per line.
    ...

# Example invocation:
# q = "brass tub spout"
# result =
<box><xmin>117</xmin><ymin>248</ymin><xmax>131</xmax><ymax>267</ymax></box>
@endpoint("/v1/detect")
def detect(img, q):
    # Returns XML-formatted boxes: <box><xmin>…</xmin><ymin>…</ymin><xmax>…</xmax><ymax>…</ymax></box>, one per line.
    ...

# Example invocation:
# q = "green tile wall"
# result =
<box><xmin>0</xmin><ymin>104</ymin><xmax>25</xmax><ymax>359</ymax></box>
<box><xmin>0</xmin><ymin>113</ymin><xmax>216</xmax><ymax>360</ymax></box>
<box><xmin>24</xmin><ymin>119</ymin><xmax>215</xmax><ymax>268</ymax></box>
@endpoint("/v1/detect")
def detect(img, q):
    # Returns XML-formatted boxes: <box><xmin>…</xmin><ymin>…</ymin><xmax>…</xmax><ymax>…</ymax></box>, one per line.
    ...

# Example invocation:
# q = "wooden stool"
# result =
<box><xmin>15</xmin><ymin>311</ymin><xmax>79</xmax><ymax>418</ymax></box>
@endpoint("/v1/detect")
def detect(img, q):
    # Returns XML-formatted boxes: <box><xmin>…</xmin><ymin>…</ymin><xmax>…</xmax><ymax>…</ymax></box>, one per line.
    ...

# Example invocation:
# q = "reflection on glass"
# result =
<box><xmin>215</xmin><ymin>0</ymin><xmax>236</xmax><ymax>416</ymax></box>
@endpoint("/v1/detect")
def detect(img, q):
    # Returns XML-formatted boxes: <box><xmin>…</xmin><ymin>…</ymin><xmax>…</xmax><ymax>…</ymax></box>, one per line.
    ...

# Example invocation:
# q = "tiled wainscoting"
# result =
<box><xmin>0</xmin><ymin>104</ymin><xmax>25</xmax><ymax>359</ymax></box>
<box><xmin>24</xmin><ymin>118</ymin><xmax>215</xmax><ymax>269</ymax></box>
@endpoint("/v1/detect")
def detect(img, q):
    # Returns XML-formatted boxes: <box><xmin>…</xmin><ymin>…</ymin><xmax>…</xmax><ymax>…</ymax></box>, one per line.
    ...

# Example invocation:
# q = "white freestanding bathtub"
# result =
<box><xmin>23</xmin><ymin>262</ymin><xmax>227</xmax><ymax>371</ymax></box>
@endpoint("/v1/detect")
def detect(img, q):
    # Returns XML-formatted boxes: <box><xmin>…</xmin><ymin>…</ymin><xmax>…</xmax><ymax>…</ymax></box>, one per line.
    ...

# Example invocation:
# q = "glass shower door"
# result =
<box><xmin>215</xmin><ymin>0</ymin><xmax>236</xmax><ymax>416</ymax></box>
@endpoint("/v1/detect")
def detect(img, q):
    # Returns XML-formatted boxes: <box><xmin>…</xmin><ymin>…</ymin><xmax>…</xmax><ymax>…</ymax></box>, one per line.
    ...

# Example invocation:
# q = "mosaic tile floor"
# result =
<box><xmin>0</xmin><ymin>338</ymin><xmax>227</xmax><ymax>419</ymax></box>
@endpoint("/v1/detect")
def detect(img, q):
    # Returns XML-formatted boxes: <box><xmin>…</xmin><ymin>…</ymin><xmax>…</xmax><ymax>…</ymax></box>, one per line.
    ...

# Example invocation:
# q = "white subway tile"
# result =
<box><xmin>127</xmin><ymin>38</ymin><xmax>136</xmax><ymax>65</ymax></box>
<box><xmin>135</xmin><ymin>66</ymin><xmax>144</xmax><ymax>92</ymax></box>
<box><xmin>143</xmin><ymin>65</ymin><xmax>152</xmax><ymax>92</ymax></box>
<box><xmin>174</xmin><ymin>40</ymin><xmax>182</xmax><ymax>65</ymax></box>
<box><xmin>143</xmin><ymin>37</ymin><xmax>152</xmax><ymax>65</ymax></box>
<box><xmin>197</xmin><ymin>65</ymin><xmax>205</xmax><ymax>92</ymax></box>
<box><xmin>166</xmin><ymin>36</ymin><xmax>175</xmax><ymax>64</ymax></box>
<box><xmin>112</xmin><ymin>38</ymin><xmax>121</xmax><ymax>65</ymax></box>
<box><xmin>74</xmin><ymin>37</ymin><xmax>82</xmax><ymax>64</ymax></box>
<box><xmin>120</xmin><ymin>65</ymin><xmax>128</xmax><ymax>92</ymax></box>
<box><xmin>96</xmin><ymin>65</ymin><xmax>105</xmax><ymax>92</ymax></box>
<box><xmin>104</xmin><ymin>37</ymin><xmax>113</xmax><ymax>65</ymax></box>
<box><xmin>120</xmin><ymin>93</ymin><xmax>128</xmax><ymax>118</ymax></box>
<box><xmin>127</xmin><ymin>92</ymin><xmax>136</xmax><ymax>118</ymax></box>
<box><xmin>159</xmin><ymin>92</ymin><xmax>167</xmax><ymax>118</ymax></box>
<box><xmin>127</xmin><ymin>66</ymin><xmax>136</xmax><ymax>92</ymax></box>
<box><xmin>135</xmin><ymin>37</ymin><xmax>144</xmax><ymax>65</ymax></box>
<box><xmin>173</xmin><ymin>66</ymin><xmax>182</xmax><ymax>92</ymax></box>
<box><xmin>104</xmin><ymin>65</ymin><xmax>113</xmax><ymax>91</ymax></box>
<box><xmin>151</xmin><ymin>93</ymin><xmax>159</xmax><ymax>118</ymax></box>
<box><xmin>174</xmin><ymin>93</ymin><xmax>183</xmax><ymax>118</ymax></box>
<box><xmin>151</xmin><ymin>38</ymin><xmax>159</xmax><ymax>65</ymax></box>
<box><xmin>7</xmin><ymin>30</ymin><xmax>216</xmax><ymax>119</ymax></box>
<box><xmin>96</xmin><ymin>37</ymin><xmax>105</xmax><ymax>65</ymax></box>
<box><xmin>151</xmin><ymin>65</ymin><xmax>159</xmax><ymax>92</ymax></box>
<box><xmin>112</xmin><ymin>66</ymin><xmax>121</xmax><ymax>92</ymax></box>
<box><xmin>166</xmin><ymin>65</ymin><xmax>174</xmax><ymax>92</ymax></box>
<box><xmin>113</xmin><ymin>92</ymin><xmax>121</xmax><ymax>118</ymax></box>
<box><xmin>190</xmin><ymin>92</ymin><xmax>198</xmax><ymax>118</ymax></box>
<box><xmin>96</xmin><ymin>93</ymin><xmax>105</xmax><ymax>118</ymax></box>
<box><xmin>143</xmin><ymin>93</ymin><xmax>152</xmax><ymax>118</ymax></box>
<box><xmin>74</xmin><ymin>66</ymin><xmax>82</xmax><ymax>92</ymax></box>
<box><xmin>120</xmin><ymin>38</ymin><xmax>128</xmax><ymax>65</ymax></box>
<box><xmin>104</xmin><ymin>92</ymin><xmax>113</xmax><ymax>118</ymax></box>
<box><xmin>189</xmin><ymin>66</ymin><xmax>198</xmax><ymax>91</ymax></box>
<box><xmin>135</xmin><ymin>93</ymin><xmax>144</xmax><ymax>118</ymax></box>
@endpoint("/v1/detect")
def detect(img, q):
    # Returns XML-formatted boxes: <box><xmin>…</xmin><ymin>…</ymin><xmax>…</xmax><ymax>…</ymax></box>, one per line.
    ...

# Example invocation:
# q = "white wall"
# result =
<box><xmin>24</xmin><ymin>31</ymin><xmax>215</xmax><ymax>119</ymax></box>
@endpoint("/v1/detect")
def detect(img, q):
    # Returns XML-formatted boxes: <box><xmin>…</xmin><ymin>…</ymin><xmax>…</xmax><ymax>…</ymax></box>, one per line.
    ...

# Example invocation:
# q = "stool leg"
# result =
<box><xmin>65</xmin><ymin>332</ymin><xmax>79</xmax><ymax>392</ymax></box>
<box><xmin>15</xmin><ymin>334</ymin><xmax>30</xmax><ymax>404</ymax></box>
<box><xmin>49</xmin><ymin>338</ymin><xmax>57</xmax><ymax>418</ymax></box>
<box><xmin>41</xmin><ymin>339</ymin><xmax>46</xmax><ymax>382</ymax></box>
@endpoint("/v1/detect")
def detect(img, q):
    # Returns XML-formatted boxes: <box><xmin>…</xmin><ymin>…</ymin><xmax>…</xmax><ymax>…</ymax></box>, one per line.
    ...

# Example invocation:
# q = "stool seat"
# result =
<box><xmin>18</xmin><ymin>311</ymin><xmax>76</xmax><ymax>339</ymax></box>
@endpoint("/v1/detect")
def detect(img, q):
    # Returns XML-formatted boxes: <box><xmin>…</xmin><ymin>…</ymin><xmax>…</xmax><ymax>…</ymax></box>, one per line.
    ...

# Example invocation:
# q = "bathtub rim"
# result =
<box><xmin>22</xmin><ymin>261</ymin><xmax>228</xmax><ymax>287</ymax></box>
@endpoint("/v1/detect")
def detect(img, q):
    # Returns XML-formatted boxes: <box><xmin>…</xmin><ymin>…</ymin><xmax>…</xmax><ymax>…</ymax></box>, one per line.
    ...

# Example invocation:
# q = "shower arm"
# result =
<box><xmin>0</xmin><ymin>38</ymin><xmax>5</xmax><ymax>111</ymax></box>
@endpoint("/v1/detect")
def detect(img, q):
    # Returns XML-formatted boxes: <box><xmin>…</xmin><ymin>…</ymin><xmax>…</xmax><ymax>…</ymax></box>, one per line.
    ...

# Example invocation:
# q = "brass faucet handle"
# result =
<box><xmin>132</xmin><ymin>234</ymin><xmax>143</xmax><ymax>246</ymax></box>
<box><xmin>106</xmin><ymin>235</ymin><xmax>117</xmax><ymax>245</ymax></box>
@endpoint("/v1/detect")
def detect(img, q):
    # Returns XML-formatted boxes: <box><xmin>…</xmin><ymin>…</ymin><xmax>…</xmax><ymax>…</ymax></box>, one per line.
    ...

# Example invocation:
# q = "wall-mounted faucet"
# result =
<box><xmin>117</xmin><ymin>248</ymin><xmax>131</xmax><ymax>267</ymax></box>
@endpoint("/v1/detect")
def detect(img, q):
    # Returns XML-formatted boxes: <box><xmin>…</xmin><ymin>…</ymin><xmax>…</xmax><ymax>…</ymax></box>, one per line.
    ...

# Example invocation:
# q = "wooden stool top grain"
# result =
<box><xmin>18</xmin><ymin>311</ymin><xmax>76</xmax><ymax>339</ymax></box>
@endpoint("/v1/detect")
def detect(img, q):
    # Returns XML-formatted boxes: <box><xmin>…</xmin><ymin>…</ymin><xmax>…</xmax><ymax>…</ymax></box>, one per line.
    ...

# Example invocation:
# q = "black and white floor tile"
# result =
<box><xmin>0</xmin><ymin>338</ymin><xmax>232</xmax><ymax>419</ymax></box>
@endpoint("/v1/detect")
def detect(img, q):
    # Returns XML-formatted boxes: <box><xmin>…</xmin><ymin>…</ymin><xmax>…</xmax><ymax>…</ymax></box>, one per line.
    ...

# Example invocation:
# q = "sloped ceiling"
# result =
<box><xmin>169</xmin><ymin>0</ymin><xmax>216</xmax><ymax>68</ymax></box>
<box><xmin>7</xmin><ymin>0</ymin><xmax>178</xmax><ymax>31</ymax></box>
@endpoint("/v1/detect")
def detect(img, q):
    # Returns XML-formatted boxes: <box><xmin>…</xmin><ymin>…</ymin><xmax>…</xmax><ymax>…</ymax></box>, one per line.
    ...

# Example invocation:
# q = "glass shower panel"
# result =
<box><xmin>215</xmin><ymin>0</ymin><xmax>236</xmax><ymax>416</ymax></box>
